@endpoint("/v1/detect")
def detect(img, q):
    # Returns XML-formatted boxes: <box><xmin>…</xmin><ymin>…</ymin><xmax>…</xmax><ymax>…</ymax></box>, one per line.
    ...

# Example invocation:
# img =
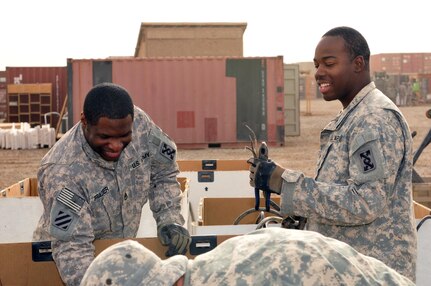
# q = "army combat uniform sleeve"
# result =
<box><xmin>36</xmin><ymin>166</ymin><xmax>95</xmax><ymax>286</ymax></box>
<box><xmin>280</xmin><ymin>112</ymin><xmax>400</xmax><ymax>225</ymax></box>
<box><xmin>146</xmin><ymin>124</ymin><xmax>185</xmax><ymax>228</ymax></box>
<box><xmin>186</xmin><ymin>228</ymin><xmax>415</xmax><ymax>285</ymax></box>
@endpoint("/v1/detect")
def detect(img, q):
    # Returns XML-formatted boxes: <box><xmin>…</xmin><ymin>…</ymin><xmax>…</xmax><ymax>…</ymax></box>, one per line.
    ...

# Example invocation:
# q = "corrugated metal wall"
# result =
<box><xmin>5</xmin><ymin>67</ymin><xmax>67</xmax><ymax>128</ymax></box>
<box><xmin>0</xmin><ymin>71</ymin><xmax>6</xmax><ymax>121</ymax></box>
<box><xmin>68</xmin><ymin>57</ymin><xmax>285</xmax><ymax>147</ymax></box>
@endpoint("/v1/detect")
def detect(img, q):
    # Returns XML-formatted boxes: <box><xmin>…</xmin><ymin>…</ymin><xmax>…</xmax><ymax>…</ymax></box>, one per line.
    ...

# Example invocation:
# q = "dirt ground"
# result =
<box><xmin>1</xmin><ymin>98</ymin><xmax>431</xmax><ymax>190</ymax></box>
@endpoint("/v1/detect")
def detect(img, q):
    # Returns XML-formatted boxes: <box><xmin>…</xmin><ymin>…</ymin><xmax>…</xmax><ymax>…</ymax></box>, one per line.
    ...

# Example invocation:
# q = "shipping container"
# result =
<box><xmin>67</xmin><ymin>57</ymin><xmax>285</xmax><ymax>147</ymax></box>
<box><xmin>372</xmin><ymin>53</ymin><xmax>402</xmax><ymax>74</ymax></box>
<box><xmin>371</xmin><ymin>53</ymin><xmax>431</xmax><ymax>75</ymax></box>
<box><xmin>402</xmin><ymin>54</ymin><xmax>424</xmax><ymax>74</ymax></box>
<box><xmin>423</xmin><ymin>54</ymin><xmax>431</xmax><ymax>74</ymax></box>
<box><xmin>5</xmin><ymin>67</ymin><xmax>67</xmax><ymax>129</ymax></box>
<box><xmin>0</xmin><ymin>71</ymin><xmax>6</xmax><ymax>121</ymax></box>
<box><xmin>283</xmin><ymin>64</ymin><xmax>300</xmax><ymax>136</ymax></box>
<box><xmin>0</xmin><ymin>71</ymin><xmax>6</xmax><ymax>89</ymax></box>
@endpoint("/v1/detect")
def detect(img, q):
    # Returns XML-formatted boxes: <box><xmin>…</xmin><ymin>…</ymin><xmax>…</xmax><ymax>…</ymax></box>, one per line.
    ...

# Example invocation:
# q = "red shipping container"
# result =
<box><xmin>0</xmin><ymin>71</ymin><xmax>6</xmax><ymax>121</ymax></box>
<box><xmin>402</xmin><ymin>54</ymin><xmax>424</xmax><ymax>74</ymax></box>
<box><xmin>5</xmin><ymin>67</ymin><xmax>67</xmax><ymax>128</ymax></box>
<box><xmin>67</xmin><ymin>56</ymin><xmax>285</xmax><ymax>147</ymax></box>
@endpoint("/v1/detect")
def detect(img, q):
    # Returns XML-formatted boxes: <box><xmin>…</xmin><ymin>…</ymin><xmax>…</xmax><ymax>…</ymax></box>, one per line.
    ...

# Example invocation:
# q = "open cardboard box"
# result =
<box><xmin>2</xmin><ymin>160</ymin><xmax>431</xmax><ymax>285</ymax></box>
<box><xmin>0</xmin><ymin>177</ymin><xmax>193</xmax><ymax>285</ymax></box>
<box><xmin>0</xmin><ymin>234</ymin><xmax>238</xmax><ymax>286</ymax></box>
<box><xmin>0</xmin><ymin>160</ymin><xmax>252</xmax><ymax>285</ymax></box>
<box><xmin>0</xmin><ymin>177</ymin><xmax>38</xmax><ymax>197</ymax></box>
<box><xmin>0</xmin><ymin>177</ymin><xmax>189</xmax><ymax>199</ymax></box>
<box><xmin>198</xmin><ymin>196</ymin><xmax>281</xmax><ymax>226</ymax></box>
<box><xmin>0</xmin><ymin>177</ymin><xmax>190</xmax><ymax>243</ymax></box>
<box><xmin>199</xmin><ymin>196</ymin><xmax>430</xmax><ymax>226</ymax></box>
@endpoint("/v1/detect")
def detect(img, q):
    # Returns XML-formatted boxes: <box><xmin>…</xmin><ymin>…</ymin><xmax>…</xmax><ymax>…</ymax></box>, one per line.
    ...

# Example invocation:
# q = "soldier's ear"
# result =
<box><xmin>353</xmin><ymin>55</ymin><xmax>365</xmax><ymax>73</ymax></box>
<box><xmin>81</xmin><ymin>112</ymin><xmax>87</xmax><ymax>127</ymax></box>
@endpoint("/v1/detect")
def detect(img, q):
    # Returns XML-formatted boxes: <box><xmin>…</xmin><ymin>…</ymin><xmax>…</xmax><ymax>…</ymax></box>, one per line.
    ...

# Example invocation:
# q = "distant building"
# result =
<box><xmin>134</xmin><ymin>22</ymin><xmax>247</xmax><ymax>58</ymax></box>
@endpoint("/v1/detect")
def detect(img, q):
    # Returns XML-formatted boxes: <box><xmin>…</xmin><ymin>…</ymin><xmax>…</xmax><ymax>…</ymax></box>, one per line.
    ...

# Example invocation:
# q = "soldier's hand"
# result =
<box><xmin>247</xmin><ymin>157</ymin><xmax>285</xmax><ymax>195</ymax></box>
<box><xmin>158</xmin><ymin>223</ymin><xmax>191</xmax><ymax>257</ymax></box>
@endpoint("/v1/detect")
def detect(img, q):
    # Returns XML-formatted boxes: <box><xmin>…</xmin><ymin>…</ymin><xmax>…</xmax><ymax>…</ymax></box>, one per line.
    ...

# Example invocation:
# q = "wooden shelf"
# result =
<box><xmin>7</xmin><ymin>83</ymin><xmax>52</xmax><ymax>126</ymax></box>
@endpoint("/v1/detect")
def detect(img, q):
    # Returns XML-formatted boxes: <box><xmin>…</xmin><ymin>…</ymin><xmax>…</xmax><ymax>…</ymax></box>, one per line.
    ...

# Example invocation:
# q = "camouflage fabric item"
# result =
<box><xmin>81</xmin><ymin>228</ymin><xmax>414</xmax><ymax>286</ymax></box>
<box><xmin>280</xmin><ymin>82</ymin><xmax>417</xmax><ymax>280</ymax></box>
<box><xmin>33</xmin><ymin>106</ymin><xmax>185</xmax><ymax>286</ymax></box>
<box><xmin>81</xmin><ymin>240</ymin><xmax>188</xmax><ymax>285</ymax></box>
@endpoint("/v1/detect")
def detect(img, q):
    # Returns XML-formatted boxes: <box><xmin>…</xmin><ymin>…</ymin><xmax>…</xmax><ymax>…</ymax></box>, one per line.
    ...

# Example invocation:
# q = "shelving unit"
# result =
<box><xmin>7</xmin><ymin>83</ymin><xmax>52</xmax><ymax>126</ymax></box>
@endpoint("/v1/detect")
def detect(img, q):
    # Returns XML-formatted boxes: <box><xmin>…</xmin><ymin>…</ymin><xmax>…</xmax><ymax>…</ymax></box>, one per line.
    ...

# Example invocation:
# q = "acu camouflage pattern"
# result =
<box><xmin>81</xmin><ymin>240</ymin><xmax>188</xmax><ymax>286</ymax></box>
<box><xmin>33</xmin><ymin>106</ymin><xmax>185</xmax><ymax>286</ymax></box>
<box><xmin>186</xmin><ymin>228</ymin><xmax>414</xmax><ymax>286</ymax></box>
<box><xmin>280</xmin><ymin>82</ymin><xmax>417</xmax><ymax>281</ymax></box>
<box><xmin>82</xmin><ymin>228</ymin><xmax>414</xmax><ymax>285</ymax></box>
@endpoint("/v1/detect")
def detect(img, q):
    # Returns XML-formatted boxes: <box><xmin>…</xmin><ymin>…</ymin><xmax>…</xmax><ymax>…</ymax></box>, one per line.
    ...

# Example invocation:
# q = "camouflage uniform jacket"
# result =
<box><xmin>33</xmin><ymin>106</ymin><xmax>185</xmax><ymax>286</ymax></box>
<box><xmin>184</xmin><ymin>228</ymin><xmax>414</xmax><ymax>285</ymax></box>
<box><xmin>280</xmin><ymin>82</ymin><xmax>417</xmax><ymax>281</ymax></box>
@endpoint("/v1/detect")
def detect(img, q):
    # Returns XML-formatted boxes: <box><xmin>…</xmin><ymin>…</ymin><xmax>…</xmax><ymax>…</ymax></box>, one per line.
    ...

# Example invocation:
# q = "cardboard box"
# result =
<box><xmin>178</xmin><ymin>159</ymin><xmax>251</xmax><ymax>223</ymax></box>
<box><xmin>199</xmin><ymin>196</ymin><xmax>281</xmax><ymax>226</ymax></box>
<box><xmin>414</xmin><ymin>201</ymin><xmax>431</xmax><ymax>218</ymax></box>
<box><xmin>0</xmin><ymin>177</ymin><xmax>38</xmax><ymax>197</ymax></box>
<box><xmin>0</xmin><ymin>235</ymin><xmax>236</xmax><ymax>286</ymax></box>
<box><xmin>0</xmin><ymin>177</ymin><xmax>197</xmax><ymax>285</ymax></box>
<box><xmin>1</xmin><ymin>160</ymin><xmax>431</xmax><ymax>285</ymax></box>
<box><xmin>0</xmin><ymin>177</ymin><xmax>190</xmax><ymax>243</ymax></box>
<box><xmin>0</xmin><ymin>160</ymin><xmax>252</xmax><ymax>285</ymax></box>
<box><xmin>199</xmin><ymin>197</ymin><xmax>430</xmax><ymax>226</ymax></box>
<box><xmin>1</xmin><ymin>177</ymin><xmax>187</xmax><ymax>198</ymax></box>
<box><xmin>413</xmin><ymin>177</ymin><xmax>431</xmax><ymax>208</ymax></box>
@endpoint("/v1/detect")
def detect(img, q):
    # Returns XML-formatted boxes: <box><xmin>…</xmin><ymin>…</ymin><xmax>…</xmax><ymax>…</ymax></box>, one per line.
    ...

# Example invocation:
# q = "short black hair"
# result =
<box><xmin>83</xmin><ymin>82</ymin><xmax>134</xmax><ymax>125</ymax></box>
<box><xmin>323</xmin><ymin>26</ymin><xmax>370</xmax><ymax>70</ymax></box>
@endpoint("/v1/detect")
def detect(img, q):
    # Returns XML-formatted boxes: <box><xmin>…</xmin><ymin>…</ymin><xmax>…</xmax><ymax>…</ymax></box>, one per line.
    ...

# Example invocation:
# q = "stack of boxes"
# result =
<box><xmin>0</xmin><ymin>123</ymin><xmax>55</xmax><ymax>149</ymax></box>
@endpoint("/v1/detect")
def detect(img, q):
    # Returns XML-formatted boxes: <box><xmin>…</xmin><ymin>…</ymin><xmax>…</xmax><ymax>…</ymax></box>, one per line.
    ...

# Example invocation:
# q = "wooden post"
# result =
<box><xmin>55</xmin><ymin>95</ymin><xmax>67</xmax><ymax>139</ymax></box>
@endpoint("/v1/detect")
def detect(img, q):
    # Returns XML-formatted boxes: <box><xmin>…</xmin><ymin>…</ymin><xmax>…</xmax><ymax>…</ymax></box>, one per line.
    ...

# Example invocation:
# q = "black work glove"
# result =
<box><xmin>158</xmin><ymin>223</ymin><xmax>191</xmax><ymax>257</ymax></box>
<box><xmin>248</xmin><ymin>158</ymin><xmax>285</xmax><ymax>195</ymax></box>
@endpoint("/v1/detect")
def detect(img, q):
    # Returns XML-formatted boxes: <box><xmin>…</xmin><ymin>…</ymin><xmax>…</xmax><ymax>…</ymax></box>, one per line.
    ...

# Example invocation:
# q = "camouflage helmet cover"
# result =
<box><xmin>81</xmin><ymin>240</ymin><xmax>188</xmax><ymax>285</ymax></box>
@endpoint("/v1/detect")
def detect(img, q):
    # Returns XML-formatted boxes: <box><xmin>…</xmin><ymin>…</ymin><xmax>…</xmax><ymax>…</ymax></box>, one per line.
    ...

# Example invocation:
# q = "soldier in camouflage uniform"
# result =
<box><xmin>80</xmin><ymin>227</ymin><xmax>414</xmax><ymax>285</ymax></box>
<box><xmin>248</xmin><ymin>26</ymin><xmax>417</xmax><ymax>281</ymax></box>
<box><xmin>33</xmin><ymin>83</ymin><xmax>190</xmax><ymax>286</ymax></box>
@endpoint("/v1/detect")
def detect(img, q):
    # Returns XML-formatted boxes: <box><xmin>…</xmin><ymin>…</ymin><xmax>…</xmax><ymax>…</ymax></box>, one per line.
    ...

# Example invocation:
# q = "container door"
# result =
<box><xmin>226</xmin><ymin>58</ymin><xmax>267</xmax><ymax>142</ymax></box>
<box><xmin>284</xmin><ymin>64</ymin><xmax>300</xmax><ymax>136</ymax></box>
<box><xmin>93</xmin><ymin>61</ymin><xmax>113</xmax><ymax>85</ymax></box>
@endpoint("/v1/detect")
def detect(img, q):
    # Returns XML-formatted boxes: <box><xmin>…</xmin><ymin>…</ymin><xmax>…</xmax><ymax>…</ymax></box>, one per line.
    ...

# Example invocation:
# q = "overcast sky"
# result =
<box><xmin>1</xmin><ymin>0</ymin><xmax>429</xmax><ymax>70</ymax></box>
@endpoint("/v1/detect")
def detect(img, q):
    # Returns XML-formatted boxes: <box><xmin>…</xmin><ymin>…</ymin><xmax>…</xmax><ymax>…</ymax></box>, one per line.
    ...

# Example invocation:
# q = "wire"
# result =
<box><xmin>255</xmin><ymin>216</ymin><xmax>284</xmax><ymax>229</ymax></box>
<box><xmin>233</xmin><ymin>207</ymin><xmax>282</xmax><ymax>225</ymax></box>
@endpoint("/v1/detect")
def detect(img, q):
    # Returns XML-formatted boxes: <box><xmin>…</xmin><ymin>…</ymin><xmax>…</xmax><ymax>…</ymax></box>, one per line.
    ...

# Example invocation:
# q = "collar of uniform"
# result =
<box><xmin>323</xmin><ymin>82</ymin><xmax>375</xmax><ymax>131</ymax></box>
<box><xmin>78</xmin><ymin>123</ymin><xmax>117</xmax><ymax>170</ymax></box>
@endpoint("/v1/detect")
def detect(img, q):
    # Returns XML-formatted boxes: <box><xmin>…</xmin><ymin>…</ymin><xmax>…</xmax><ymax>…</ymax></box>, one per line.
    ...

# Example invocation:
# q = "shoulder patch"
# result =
<box><xmin>149</xmin><ymin>127</ymin><xmax>177</xmax><ymax>162</ymax></box>
<box><xmin>160</xmin><ymin>142</ymin><xmax>176</xmax><ymax>161</ymax></box>
<box><xmin>52</xmin><ymin>209</ymin><xmax>73</xmax><ymax>231</ymax></box>
<box><xmin>359</xmin><ymin>149</ymin><xmax>376</xmax><ymax>173</ymax></box>
<box><xmin>56</xmin><ymin>188</ymin><xmax>85</xmax><ymax>213</ymax></box>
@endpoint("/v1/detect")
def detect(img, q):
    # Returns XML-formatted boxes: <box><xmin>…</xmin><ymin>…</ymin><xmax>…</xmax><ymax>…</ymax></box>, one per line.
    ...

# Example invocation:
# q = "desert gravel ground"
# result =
<box><xmin>1</xmin><ymin>98</ymin><xmax>430</xmax><ymax>190</ymax></box>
